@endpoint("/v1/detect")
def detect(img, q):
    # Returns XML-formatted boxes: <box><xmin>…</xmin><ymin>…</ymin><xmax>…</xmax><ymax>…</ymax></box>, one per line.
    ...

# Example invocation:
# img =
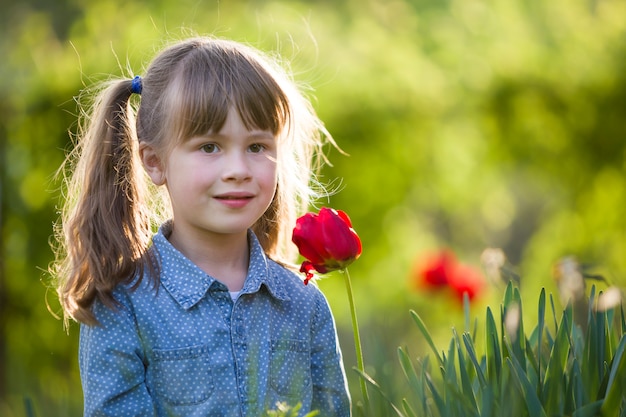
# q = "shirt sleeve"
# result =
<box><xmin>310</xmin><ymin>291</ymin><xmax>352</xmax><ymax>416</ymax></box>
<box><xmin>79</xmin><ymin>291</ymin><xmax>156</xmax><ymax>417</ymax></box>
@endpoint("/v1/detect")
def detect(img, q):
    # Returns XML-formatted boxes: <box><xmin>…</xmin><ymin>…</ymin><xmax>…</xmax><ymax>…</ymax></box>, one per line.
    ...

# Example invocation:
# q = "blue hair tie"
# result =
<box><xmin>130</xmin><ymin>75</ymin><xmax>142</xmax><ymax>95</ymax></box>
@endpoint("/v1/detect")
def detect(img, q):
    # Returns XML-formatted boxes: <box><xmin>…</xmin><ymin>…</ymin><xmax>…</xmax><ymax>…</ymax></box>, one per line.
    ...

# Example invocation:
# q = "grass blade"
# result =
<box><xmin>485</xmin><ymin>307</ymin><xmax>502</xmax><ymax>384</ymax></box>
<box><xmin>401</xmin><ymin>398</ymin><xmax>418</xmax><ymax>417</ymax></box>
<box><xmin>455</xmin><ymin>331</ymin><xmax>478</xmax><ymax>411</ymax></box>
<box><xmin>537</xmin><ymin>288</ymin><xmax>546</xmax><ymax>388</ymax></box>
<box><xmin>506</xmin><ymin>355</ymin><xmax>548</xmax><ymax>417</ymax></box>
<box><xmin>462</xmin><ymin>333</ymin><xmax>487</xmax><ymax>387</ymax></box>
<box><xmin>572</xmin><ymin>400</ymin><xmax>603</xmax><ymax>417</ymax></box>
<box><xmin>410</xmin><ymin>310</ymin><xmax>444</xmax><ymax>367</ymax></box>
<box><xmin>542</xmin><ymin>305</ymin><xmax>572</xmax><ymax>416</ymax></box>
<box><xmin>601</xmin><ymin>335</ymin><xmax>626</xmax><ymax>416</ymax></box>
<box><xmin>353</xmin><ymin>367</ymin><xmax>406</xmax><ymax>417</ymax></box>
<box><xmin>424</xmin><ymin>371</ymin><xmax>447</xmax><ymax>416</ymax></box>
<box><xmin>397</xmin><ymin>347</ymin><xmax>424</xmax><ymax>401</ymax></box>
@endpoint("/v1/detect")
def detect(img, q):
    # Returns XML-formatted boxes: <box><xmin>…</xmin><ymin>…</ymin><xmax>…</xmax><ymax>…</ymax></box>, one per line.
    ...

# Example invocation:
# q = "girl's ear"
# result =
<box><xmin>139</xmin><ymin>143</ymin><xmax>166</xmax><ymax>186</ymax></box>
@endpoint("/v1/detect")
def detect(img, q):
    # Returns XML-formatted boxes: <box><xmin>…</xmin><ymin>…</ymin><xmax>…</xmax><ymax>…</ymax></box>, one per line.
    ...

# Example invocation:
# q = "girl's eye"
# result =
<box><xmin>249</xmin><ymin>143</ymin><xmax>265</xmax><ymax>153</ymax></box>
<box><xmin>200</xmin><ymin>143</ymin><xmax>219</xmax><ymax>153</ymax></box>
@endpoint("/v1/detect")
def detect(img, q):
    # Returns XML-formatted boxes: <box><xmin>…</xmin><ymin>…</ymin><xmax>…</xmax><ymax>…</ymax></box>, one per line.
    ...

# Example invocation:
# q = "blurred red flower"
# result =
<box><xmin>414</xmin><ymin>250</ymin><xmax>485</xmax><ymax>303</ymax></box>
<box><xmin>448</xmin><ymin>263</ymin><xmax>485</xmax><ymax>302</ymax></box>
<box><xmin>417</xmin><ymin>250</ymin><xmax>458</xmax><ymax>289</ymax></box>
<box><xmin>292</xmin><ymin>207</ymin><xmax>362</xmax><ymax>284</ymax></box>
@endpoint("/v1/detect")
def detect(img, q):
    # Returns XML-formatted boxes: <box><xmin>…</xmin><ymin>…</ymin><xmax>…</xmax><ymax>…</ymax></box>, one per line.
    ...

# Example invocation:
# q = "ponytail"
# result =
<box><xmin>52</xmin><ymin>78</ymin><xmax>154</xmax><ymax>327</ymax></box>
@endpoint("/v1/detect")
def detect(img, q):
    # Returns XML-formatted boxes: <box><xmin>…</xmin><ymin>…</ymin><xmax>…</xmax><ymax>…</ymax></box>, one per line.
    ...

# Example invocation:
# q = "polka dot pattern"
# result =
<box><xmin>79</xmin><ymin>225</ymin><xmax>351</xmax><ymax>416</ymax></box>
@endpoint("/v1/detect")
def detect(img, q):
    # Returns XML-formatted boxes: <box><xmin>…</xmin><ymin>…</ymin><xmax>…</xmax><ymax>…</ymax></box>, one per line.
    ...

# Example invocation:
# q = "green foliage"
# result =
<box><xmin>363</xmin><ymin>283</ymin><xmax>626</xmax><ymax>417</ymax></box>
<box><xmin>2</xmin><ymin>0</ymin><xmax>626</xmax><ymax>415</ymax></box>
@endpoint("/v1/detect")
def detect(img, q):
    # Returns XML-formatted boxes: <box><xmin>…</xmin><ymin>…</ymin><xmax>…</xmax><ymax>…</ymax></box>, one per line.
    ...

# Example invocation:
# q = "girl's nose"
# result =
<box><xmin>222</xmin><ymin>151</ymin><xmax>252</xmax><ymax>181</ymax></box>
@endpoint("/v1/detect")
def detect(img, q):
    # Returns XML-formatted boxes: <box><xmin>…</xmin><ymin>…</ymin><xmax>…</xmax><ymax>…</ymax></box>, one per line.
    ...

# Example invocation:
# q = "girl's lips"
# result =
<box><xmin>214</xmin><ymin>193</ymin><xmax>254</xmax><ymax>208</ymax></box>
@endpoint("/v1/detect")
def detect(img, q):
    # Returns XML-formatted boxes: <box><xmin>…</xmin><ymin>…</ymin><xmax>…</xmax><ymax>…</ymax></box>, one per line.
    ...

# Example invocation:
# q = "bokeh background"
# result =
<box><xmin>1</xmin><ymin>0</ymin><xmax>625</xmax><ymax>415</ymax></box>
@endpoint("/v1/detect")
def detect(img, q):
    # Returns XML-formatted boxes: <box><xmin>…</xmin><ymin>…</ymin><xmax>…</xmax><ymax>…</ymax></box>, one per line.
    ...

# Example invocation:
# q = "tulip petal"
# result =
<box><xmin>293</xmin><ymin>214</ymin><xmax>328</xmax><ymax>264</ymax></box>
<box><xmin>300</xmin><ymin>262</ymin><xmax>317</xmax><ymax>285</ymax></box>
<box><xmin>319</xmin><ymin>208</ymin><xmax>362</xmax><ymax>265</ymax></box>
<box><xmin>292</xmin><ymin>232</ymin><xmax>326</xmax><ymax>264</ymax></box>
<box><xmin>336</xmin><ymin>209</ymin><xmax>353</xmax><ymax>228</ymax></box>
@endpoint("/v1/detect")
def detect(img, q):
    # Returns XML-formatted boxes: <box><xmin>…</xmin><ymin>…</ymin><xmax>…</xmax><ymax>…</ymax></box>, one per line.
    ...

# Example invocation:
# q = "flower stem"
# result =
<box><xmin>343</xmin><ymin>268</ymin><xmax>369</xmax><ymax>408</ymax></box>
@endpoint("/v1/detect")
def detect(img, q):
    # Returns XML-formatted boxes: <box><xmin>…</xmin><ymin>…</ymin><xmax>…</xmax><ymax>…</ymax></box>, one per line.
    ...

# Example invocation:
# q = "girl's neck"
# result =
<box><xmin>167</xmin><ymin>224</ymin><xmax>249</xmax><ymax>292</ymax></box>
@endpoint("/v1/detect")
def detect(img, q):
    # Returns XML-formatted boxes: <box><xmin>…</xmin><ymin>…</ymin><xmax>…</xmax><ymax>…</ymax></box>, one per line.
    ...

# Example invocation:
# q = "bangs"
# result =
<box><xmin>165</xmin><ymin>42</ymin><xmax>291</xmax><ymax>142</ymax></box>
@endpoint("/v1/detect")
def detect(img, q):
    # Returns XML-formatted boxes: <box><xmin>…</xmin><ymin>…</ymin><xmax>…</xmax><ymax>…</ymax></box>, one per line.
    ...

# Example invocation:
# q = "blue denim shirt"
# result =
<box><xmin>79</xmin><ymin>225</ymin><xmax>351</xmax><ymax>416</ymax></box>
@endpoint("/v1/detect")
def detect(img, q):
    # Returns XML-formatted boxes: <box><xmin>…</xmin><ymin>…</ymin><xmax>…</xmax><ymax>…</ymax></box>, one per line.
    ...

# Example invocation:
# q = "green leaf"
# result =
<box><xmin>397</xmin><ymin>347</ymin><xmax>424</xmax><ymax>403</ymax></box>
<box><xmin>524</xmin><ymin>337</ymin><xmax>540</xmax><ymax>387</ymax></box>
<box><xmin>596</xmin><ymin>307</ymin><xmax>608</xmax><ymax>381</ymax></box>
<box><xmin>506</xmin><ymin>300</ymin><xmax>526</xmax><ymax>373</ymax></box>
<box><xmin>537</xmin><ymin>288</ymin><xmax>546</xmax><ymax>388</ymax></box>
<box><xmin>472</xmin><ymin>316</ymin><xmax>479</xmax><ymax>344</ymax></box>
<box><xmin>605</xmin><ymin>306</ymin><xmax>617</xmax><ymax>355</ymax></box>
<box><xmin>504</xmin><ymin>282</ymin><xmax>514</xmax><ymax>307</ymax></box>
<box><xmin>455</xmin><ymin>331</ymin><xmax>478</xmax><ymax>412</ymax></box>
<box><xmin>478</xmin><ymin>385</ymin><xmax>495</xmax><ymax>417</ymax></box>
<box><xmin>410</xmin><ymin>310</ymin><xmax>444</xmax><ymax>367</ymax></box>
<box><xmin>601</xmin><ymin>335</ymin><xmax>626</xmax><ymax>416</ymax></box>
<box><xmin>549</xmin><ymin>293</ymin><xmax>559</xmax><ymax>331</ymax></box>
<box><xmin>566</xmin><ymin>357</ymin><xmax>585</xmax><ymax>413</ymax></box>
<box><xmin>462</xmin><ymin>333</ymin><xmax>488</xmax><ymax>387</ymax></box>
<box><xmin>442</xmin><ymin>377</ymin><xmax>480</xmax><ymax>417</ymax></box>
<box><xmin>401</xmin><ymin>398</ymin><xmax>419</xmax><ymax>417</ymax></box>
<box><xmin>464</xmin><ymin>292</ymin><xmax>471</xmax><ymax>333</ymax></box>
<box><xmin>445</xmin><ymin>336</ymin><xmax>457</xmax><ymax>387</ymax></box>
<box><xmin>506</xmin><ymin>355</ymin><xmax>548</xmax><ymax>417</ymax></box>
<box><xmin>621</xmin><ymin>303</ymin><xmax>626</xmax><ymax>335</ymax></box>
<box><xmin>542</xmin><ymin>305</ymin><xmax>572</xmax><ymax>416</ymax></box>
<box><xmin>485</xmin><ymin>307</ymin><xmax>502</xmax><ymax>384</ymax></box>
<box><xmin>584</xmin><ymin>308</ymin><xmax>603</xmax><ymax>394</ymax></box>
<box><xmin>424</xmin><ymin>370</ymin><xmax>447</xmax><ymax>416</ymax></box>
<box><xmin>587</xmin><ymin>285</ymin><xmax>597</xmax><ymax>323</ymax></box>
<box><xmin>572</xmin><ymin>400</ymin><xmax>603</xmax><ymax>417</ymax></box>
<box><xmin>353</xmin><ymin>367</ymin><xmax>406</xmax><ymax>417</ymax></box>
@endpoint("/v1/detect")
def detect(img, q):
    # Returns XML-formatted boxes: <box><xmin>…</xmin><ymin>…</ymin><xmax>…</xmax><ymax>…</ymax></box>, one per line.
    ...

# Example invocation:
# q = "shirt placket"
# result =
<box><xmin>231</xmin><ymin>298</ymin><xmax>251</xmax><ymax>416</ymax></box>
<box><xmin>210</xmin><ymin>287</ymin><xmax>253</xmax><ymax>416</ymax></box>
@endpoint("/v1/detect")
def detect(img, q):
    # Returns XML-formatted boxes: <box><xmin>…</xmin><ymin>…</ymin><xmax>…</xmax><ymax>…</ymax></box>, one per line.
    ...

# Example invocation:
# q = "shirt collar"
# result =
<box><xmin>151</xmin><ymin>224</ymin><xmax>289</xmax><ymax>310</ymax></box>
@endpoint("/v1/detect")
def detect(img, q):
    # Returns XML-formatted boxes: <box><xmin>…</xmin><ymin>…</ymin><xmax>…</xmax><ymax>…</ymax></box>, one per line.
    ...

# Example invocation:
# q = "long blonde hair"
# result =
<box><xmin>52</xmin><ymin>37</ymin><xmax>332</xmax><ymax>326</ymax></box>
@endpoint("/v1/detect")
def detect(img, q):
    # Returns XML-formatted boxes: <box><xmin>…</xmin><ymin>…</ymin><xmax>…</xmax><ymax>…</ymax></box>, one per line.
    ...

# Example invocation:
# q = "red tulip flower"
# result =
<box><xmin>415</xmin><ymin>249</ymin><xmax>485</xmax><ymax>303</ymax></box>
<box><xmin>291</xmin><ymin>207</ymin><xmax>369</xmax><ymax>404</ymax></box>
<box><xmin>417</xmin><ymin>250</ymin><xmax>457</xmax><ymax>289</ymax></box>
<box><xmin>448</xmin><ymin>263</ymin><xmax>485</xmax><ymax>302</ymax></box>
<box><xmin>292</xmin><ymin>207</ymin><xmax>362</xmax><ymax>285</ymax></box>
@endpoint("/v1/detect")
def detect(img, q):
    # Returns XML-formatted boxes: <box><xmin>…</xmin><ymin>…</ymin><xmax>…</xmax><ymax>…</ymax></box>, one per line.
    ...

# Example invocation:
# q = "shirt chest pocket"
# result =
<box><xmin>151</xmin><ymin>345</ymin><xmax>214</xmax><ymax>406</ymax></box>
<box><xmin>269</xmin><ymin>339</ymin><xmax>311</xmax><ymax>398</ymax></box>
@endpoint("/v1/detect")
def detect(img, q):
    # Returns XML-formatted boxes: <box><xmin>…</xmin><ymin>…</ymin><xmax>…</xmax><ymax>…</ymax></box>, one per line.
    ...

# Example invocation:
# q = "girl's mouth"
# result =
<box><xmin>215</xmin><ymin>193</ymin><xmax>253</xmax><ymax>208</ymax></box>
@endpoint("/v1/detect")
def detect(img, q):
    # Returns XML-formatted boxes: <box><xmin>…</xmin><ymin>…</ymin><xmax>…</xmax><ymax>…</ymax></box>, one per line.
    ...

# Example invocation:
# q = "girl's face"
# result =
<box><xmin>146</xmin><ymin>107</ymin><xmax>278</xmax><ymax>244</ymax></box>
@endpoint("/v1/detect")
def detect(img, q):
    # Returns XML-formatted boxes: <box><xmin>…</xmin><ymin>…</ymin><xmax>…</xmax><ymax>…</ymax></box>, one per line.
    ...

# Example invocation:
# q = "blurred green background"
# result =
<box><xmin>1</xmin><ymin>0</ymin><xmax>625</xmax><ymax>415</ymax></box>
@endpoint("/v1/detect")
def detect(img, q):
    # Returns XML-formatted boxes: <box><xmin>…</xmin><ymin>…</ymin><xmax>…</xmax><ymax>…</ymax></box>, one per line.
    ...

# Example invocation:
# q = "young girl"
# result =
<box><xmin>52</xmin><ymin>37</ymin><xmax>351</xmax><ymax>416</ymax></box>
